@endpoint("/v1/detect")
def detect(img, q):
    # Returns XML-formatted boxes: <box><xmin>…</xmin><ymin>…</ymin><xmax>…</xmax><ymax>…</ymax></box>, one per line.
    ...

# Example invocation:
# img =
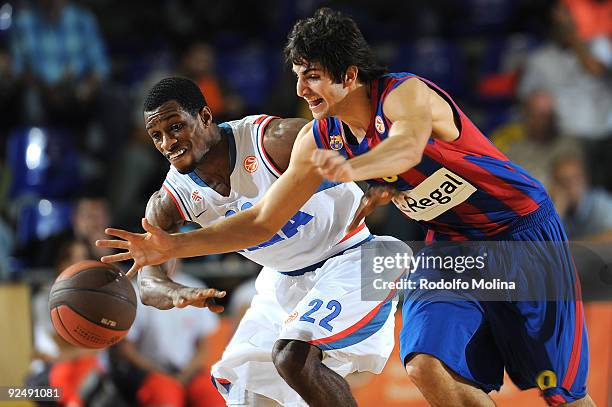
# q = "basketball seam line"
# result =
<box><xmin>52</xmin><ymin>302</ymin><xmax>133</xmax><ymax>331</ymax></box>
<box><xmin>50</xmin><ymin>287</ymin><xmax>137</xmax><ymax>307</ymax></box>
<box><xmin>54</xmin><ymin>308</ymin><xmax>95</xmax><ymax>348</ymax></box>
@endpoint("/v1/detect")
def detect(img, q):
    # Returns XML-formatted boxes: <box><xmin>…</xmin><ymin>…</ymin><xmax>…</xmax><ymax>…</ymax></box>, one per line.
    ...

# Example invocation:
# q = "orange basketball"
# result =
<box><xmin>49</xmin><ymin>260</ymin><xmax>137</xmax><ymax>349</ymax></box>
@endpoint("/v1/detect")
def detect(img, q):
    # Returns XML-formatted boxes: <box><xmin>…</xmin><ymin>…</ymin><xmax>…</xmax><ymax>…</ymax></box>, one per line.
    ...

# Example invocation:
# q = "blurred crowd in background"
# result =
<box><xmin>0</xmin><ymin>0</ymin><xmax>611</xmax><ymax>405</ymax></box>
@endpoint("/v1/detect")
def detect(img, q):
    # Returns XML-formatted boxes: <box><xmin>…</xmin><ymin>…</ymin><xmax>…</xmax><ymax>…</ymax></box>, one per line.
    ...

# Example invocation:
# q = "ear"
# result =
<box><xmin>199</xmin><ymin>106</ymin><xmax>213</xmax><ymax>127</ymax></box>
<box><xmin>343</xmin><ymin>66</ymin><xmax>359</xmax><ymax>88</ymax></box>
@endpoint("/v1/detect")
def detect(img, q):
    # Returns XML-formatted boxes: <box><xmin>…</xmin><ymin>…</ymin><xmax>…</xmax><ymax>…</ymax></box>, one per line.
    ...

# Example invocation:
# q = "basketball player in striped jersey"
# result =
<box><xmin>99</xmin><ymin>77</ymin><xmax>401</xmax><ymax>407</ymax></box>
<box><xmin>98</xmin><ymin>8</ymin><xmax>594</xmax><ymax>407</ymax></box>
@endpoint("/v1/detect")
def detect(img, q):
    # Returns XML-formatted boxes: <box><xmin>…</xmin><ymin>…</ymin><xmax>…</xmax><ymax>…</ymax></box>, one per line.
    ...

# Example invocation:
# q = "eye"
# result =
<box><xmin>170</xmin><ymin>123</ymin><xmax>183</xmax><ymax>132</ymax></box>
<box><xmin>307</xmin><ymin>75</ymin><xmax>320</xmax><ymax>81</ymax></box>
<box><xmin>150</xmin><ymin>131</ymin><xmax>161</xmax><ymax>141</ymax></box>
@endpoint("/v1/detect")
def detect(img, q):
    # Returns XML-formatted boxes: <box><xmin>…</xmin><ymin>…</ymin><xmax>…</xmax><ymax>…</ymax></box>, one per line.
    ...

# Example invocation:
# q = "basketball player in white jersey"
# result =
<box><xmin>106</xmin><ymin>77</ymin><xmax>401</xmax><ymax>407</ymax></box>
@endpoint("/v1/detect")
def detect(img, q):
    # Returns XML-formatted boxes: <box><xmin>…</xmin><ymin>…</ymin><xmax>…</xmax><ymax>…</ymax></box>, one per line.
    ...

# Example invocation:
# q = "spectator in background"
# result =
<box><xmin>112</xmin><ymin>261</ymin><xmax>224</xmax><ymax>407</ymax></box>
<box><xmin>550</xmin><ymin>154</ymin><xmax>612</xmax><ymax>241</ymax></box>
<box><xmin>10</xmin><ymin>0</ymin><xmax>109</xmax><ymax>128</ymax></box>
<box><xmin>9</xmin><ymin>0</ymin><xmax>130</xmax><ymax>189</ymax></box>
<box><xmin>16</xmin><ymin>190</ymin><xmax>113</xmax><ymax>268</ymax></box>
<box><xmin>518</xmin><ymin>1</ymin><xmax>612</xmax><ymax>188</ymax></box>
<box><xmin>179</xmin><ymin>42</ymin><xmax>243</xmax><ymax>122</ymax></box>
<box><xmin>491</xmin><ymin>89</ymin><xmax>581</xmax><ymax>189</ymax></box>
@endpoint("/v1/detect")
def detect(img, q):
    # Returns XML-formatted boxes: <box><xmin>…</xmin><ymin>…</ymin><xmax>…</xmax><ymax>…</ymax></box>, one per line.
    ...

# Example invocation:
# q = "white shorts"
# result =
<box><xmin>211</xmin><ymin>236</ymin><xmax>402</xmax><ymax>406</ymax></box>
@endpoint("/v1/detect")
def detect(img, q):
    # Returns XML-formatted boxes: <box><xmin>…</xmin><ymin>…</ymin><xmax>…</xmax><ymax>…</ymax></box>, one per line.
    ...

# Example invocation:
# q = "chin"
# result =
<box><xmin>312</xmin><ymin>110</ymin><xmax>330</xmax><ymax>120</ymax></box>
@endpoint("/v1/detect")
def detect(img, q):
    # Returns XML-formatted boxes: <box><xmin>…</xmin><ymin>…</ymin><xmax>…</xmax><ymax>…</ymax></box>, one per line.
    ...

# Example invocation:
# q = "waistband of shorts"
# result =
<box><xmin>504</xmin><ymin>198</ymin><xmax>556</xmax><ymax>235</ymax></box>
<box><xmin>278</xmin><ymin>234</ymin><xmax>374</xmax><ymax>276</ymax></box>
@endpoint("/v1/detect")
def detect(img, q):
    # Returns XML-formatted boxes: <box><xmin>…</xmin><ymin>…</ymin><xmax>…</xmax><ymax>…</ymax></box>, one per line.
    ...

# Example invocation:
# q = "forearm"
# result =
<box><xmin>349</xmin><ymin>119</ymin><xmax>429</xmax><ymax>181</ymax></box>
<box><xmin>170</xmin><ymin>205</ymin><xmax>278</xmax><ymax>258</ymax></box>
<box><xmin>138</xmin><ymin>263</ymin><xmax>181</xmax><ymax>310</ymax></box>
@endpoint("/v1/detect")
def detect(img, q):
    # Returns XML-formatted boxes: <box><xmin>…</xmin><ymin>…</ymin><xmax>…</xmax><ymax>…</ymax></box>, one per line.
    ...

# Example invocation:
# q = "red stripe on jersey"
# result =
<box><xmin>316</xmin><ymin>120</ymin><xmax>331</xmax><ymax>149</ymax></box>
<box><xmin>544</xmin><ymin>394</ymin><xmax>567</xmax><ymax>406</ymax></box>
<box><xmin>162</xmin><ymin>184</ymin><xmax>187</xmax><ymax>220</ymax></box>
<box><xmin>426</xmin><ymin>144</ymin><xmax>540</xmax><ymax>215</ymax></box>
<box><xmin>253</xmin><ymin>115</ymin><xmax>267</xmax><ymax>124</ymax></box>
<box><xmin>257</xmin><ymin>115</ymin><xmax>283</xmax><ymax>176</ymax></box>
<box><xmin>336</xmin><ymin>222</ymin><xmax>366</xmax><ymax>245</ymax></box>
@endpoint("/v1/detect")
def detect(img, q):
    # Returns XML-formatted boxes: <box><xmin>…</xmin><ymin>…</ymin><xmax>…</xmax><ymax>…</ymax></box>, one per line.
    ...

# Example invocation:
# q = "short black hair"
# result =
<box><xmin>284</xmin><ymin>7</ymin><xmax>387</xmax><ymax>84</ymax></box>
<box><xmin>144</xmin><ymin>77</ymin><xmax>207</xmax><ymax>116</ymax></box>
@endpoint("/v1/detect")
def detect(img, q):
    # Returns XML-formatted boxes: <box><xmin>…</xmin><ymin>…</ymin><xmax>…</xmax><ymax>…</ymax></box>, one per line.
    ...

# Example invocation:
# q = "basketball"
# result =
<box><xmin>49</xmin><ymin>260</ymin><xmax>137</xmax><ymax>349</ymax></box>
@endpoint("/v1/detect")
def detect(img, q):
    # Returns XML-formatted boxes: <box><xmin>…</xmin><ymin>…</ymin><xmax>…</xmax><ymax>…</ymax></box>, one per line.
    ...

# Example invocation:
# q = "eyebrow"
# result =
<box><xmin>294</xmin><ymin>65</ymin><xmax>319</xmax><ymax>76</ymax></box>
<box><xmin>146</xmin><ymin>113</ymin><xmax>181</xmax><ymax>130</ymax></box>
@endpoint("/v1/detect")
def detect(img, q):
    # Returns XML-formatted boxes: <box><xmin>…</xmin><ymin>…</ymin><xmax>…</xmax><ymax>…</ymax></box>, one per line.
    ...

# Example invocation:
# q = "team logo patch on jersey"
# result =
<box><xmin>243</xmin><ymin>155</ymin><xmax>259</xmax><ymax>173</ymax></box>
<box><xmin>392</xmin><ymin>168</ymin><xmax>477</xmax><ymax>221</ymax></box>
<box><xmin>329</xmin><ymin>134</ymin><xmax>344</xmax><ymax>151</ymax></box>
<box><xmin>191</xmin><ymin>190</ymin><xmax>202</xmax><ymax>202</ymax></box>
<box><xmin>375</xmin><ymin>115</ymin><xmax>385</xmax><ymax>134</ymax></box>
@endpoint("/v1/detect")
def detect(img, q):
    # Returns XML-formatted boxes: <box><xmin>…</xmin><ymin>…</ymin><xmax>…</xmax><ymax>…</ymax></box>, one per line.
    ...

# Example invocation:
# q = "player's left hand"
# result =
<box><xmin>347</xmin><ymin>186</ymin><xmax>397</xmax><ymax>232</ymax></box>
<box><xmin>311</xmin><ymin>149</ymin><xmax>356</xmax><ymax>182</ymax></box>
<box><xmin>96</xmin><ymin>218</ymin><xmax>175</xmax><ymax>277</ymax></box>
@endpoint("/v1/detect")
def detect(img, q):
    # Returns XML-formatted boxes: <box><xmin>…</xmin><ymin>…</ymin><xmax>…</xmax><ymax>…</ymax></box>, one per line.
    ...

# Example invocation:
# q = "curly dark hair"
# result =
<box><xmin>284</xmin><ymin>7</ymin><xmax>387</xmax><ymax>84</ymax></box>
<box><xmin>144</xmin><ymin>77</ymin><xmax>207</xmax><ymax>116</ymax></box>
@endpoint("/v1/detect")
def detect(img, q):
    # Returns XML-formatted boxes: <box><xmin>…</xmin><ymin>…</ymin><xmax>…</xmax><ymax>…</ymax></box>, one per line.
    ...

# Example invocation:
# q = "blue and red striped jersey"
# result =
<box><xmin>313</xmin><ymin>73</ymin><xmax>550</xmax><ymax>240</ymax></box>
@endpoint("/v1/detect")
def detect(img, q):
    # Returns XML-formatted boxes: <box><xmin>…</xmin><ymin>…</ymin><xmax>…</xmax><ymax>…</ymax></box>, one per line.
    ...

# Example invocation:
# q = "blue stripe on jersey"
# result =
<box><xmin>324</xmin><ymin>118</ymin><xmax>350</xmax><ymax>159</ymax></box>
<box><xmin>416</xmin><ymin>154</ymin><xmax>523</xmax><ymax>234</ymax></box>
<box><xmin>317</xmin><ymin>300</ymin><xmax>393</xmax><ymax>351</ymax></box>
<box><xmin>219</xmin><ymin>122</ymin><xmax>237</xmax><ymax>173</ymax></box>
<box><xmin>332</xmin><ymin>117</ymin><xmax>370</xmax><ymax>155</ymax></box>
<box><xmin>188</xmin><ymin>171</ymin><xmax>208</xmax><ymax>188</ymax></box>
<box><xmin>463</xmin><ymin>156</ymin><xmax>547</xmax><ymax>205</ymax></box>
<box><xmin>316</xmin><ymin>179</ymin><xmax>341</xmax><ymax>193</ymax></box>
<box><xmin>163</xmin><ymin>179</ymin><xmax>193</xmax><ymax>222</ymax></box>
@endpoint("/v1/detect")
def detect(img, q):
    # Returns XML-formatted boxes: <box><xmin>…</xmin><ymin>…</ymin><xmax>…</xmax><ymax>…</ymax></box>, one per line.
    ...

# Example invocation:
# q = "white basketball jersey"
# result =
<box><xmin>163</xmin><ymin>115</ymin><xmax>371</xmax><ymax>271</ymax></box>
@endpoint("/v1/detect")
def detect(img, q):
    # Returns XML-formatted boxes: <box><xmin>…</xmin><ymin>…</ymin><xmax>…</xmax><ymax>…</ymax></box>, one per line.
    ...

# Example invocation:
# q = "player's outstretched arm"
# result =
<box><xmin>98</xmin><ymin>122</ymin><xmax>323</xmax><ymax>275</ymax></box>
<box><xmin>312</xmin><ymin>78</ymin><xmax>432</xmax><ymax>182</ymax></box>
<box><xmin>121</xmin><ymin>190</ymin><xmax>226</xmax><ymax>309</ymax></box>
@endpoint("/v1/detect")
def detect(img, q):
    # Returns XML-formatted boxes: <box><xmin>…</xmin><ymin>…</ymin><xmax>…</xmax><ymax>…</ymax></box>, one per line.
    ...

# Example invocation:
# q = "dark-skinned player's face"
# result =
<box><xmin>144</xmin><ymin>100</ymin><xmax>214</xmax><ymax>174</ymax></box>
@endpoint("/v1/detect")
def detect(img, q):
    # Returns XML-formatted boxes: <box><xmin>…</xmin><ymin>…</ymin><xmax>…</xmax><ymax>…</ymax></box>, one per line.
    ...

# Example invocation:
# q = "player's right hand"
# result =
<box><xmin>171</xmin><ymin>287</ymin><xmax>226</xmax><ymax>312</ymax></box>
<box><xmin>347</xmin><ymin>186</ymin><xmax>397</xmax><ymax>232</ymax></box>
<box><xmin>96</xmin><ymin>218</ymin><xmax>175</xmax><ymax>278</ymax></box>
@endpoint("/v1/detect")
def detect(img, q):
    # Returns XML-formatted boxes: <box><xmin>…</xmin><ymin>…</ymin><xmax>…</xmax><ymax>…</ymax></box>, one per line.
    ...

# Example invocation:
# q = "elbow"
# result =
<box><xmin>254</xmin><ymin>220</ymin><xmax>279</xmax><ymax>244</ymax></box>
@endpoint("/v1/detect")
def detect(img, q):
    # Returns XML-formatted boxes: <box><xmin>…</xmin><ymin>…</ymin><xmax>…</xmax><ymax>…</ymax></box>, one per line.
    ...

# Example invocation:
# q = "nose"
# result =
<box><xmin>296</xmin><ymin>76</ymin><xmax>307</xmax><ymax>98</ymax></box>
<box><xmin>161</xmin><ymin>133</ymin><xmax>177</xmax><ymax>151</ymax></box>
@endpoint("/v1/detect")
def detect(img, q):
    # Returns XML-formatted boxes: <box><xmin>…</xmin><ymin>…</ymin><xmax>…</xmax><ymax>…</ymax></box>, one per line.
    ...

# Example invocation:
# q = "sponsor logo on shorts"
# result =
<box><xmin>285</xmin><ymin>310</ymin><xmax>299</xmax><ymax>325</ymax></box>
<box><xmin>243</xmin><ymin>155</ymin><xmax>259</xmax><ymax>173</ymax></box>
<box><xmin>375</xmin><ymin>115</ymin><xmax>385</xmax><ymax>133</ymax></box>
<box><xmin>536</xmin><ymin>370</ymin><xmax>557</xmax><ymax>390</ymax></box>
<box><xmin>392</xmin><ymin>168</ymin><xmax>477</xmax><ymax>221</ymax></box>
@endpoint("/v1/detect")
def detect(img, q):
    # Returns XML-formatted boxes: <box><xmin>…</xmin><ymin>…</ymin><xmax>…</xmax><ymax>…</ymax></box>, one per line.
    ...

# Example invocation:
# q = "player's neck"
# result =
<box><xmin>334</xmin><ymin>84</ymin><xmax>371</xmax><ymax>139</ymax></box>
<box><xmin>194</xmin><ymin>125</ymin><xmax>232</xmax><ymax>196</ymax></box>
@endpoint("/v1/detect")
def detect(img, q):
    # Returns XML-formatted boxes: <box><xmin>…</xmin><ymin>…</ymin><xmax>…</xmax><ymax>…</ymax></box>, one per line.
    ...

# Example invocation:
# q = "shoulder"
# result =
<box><xmin>383</xmin><ymin>77</ymin><xmax>431</xmax><ymax>118</ymax></box>
<box><xmin>145</xmin><ymin>188</ymin><xmax>184</xmax><ymax>232</ymax></box>
<box><xmin>262</xmin><ymin>118</ymin><xmax>310</xmax><ymax>172</ymax></box>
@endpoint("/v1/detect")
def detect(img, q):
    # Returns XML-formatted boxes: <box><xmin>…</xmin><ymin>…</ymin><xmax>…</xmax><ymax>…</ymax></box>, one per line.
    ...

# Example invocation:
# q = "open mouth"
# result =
<box><xmin>307</xmin><ymin>98</ymin><xmax>324</xmax><ymax>109</ymax></box>
<box><xmin>167</xmin><ymin>148</ymin><xmax>187</xmax><ymax>161</ymax></box>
